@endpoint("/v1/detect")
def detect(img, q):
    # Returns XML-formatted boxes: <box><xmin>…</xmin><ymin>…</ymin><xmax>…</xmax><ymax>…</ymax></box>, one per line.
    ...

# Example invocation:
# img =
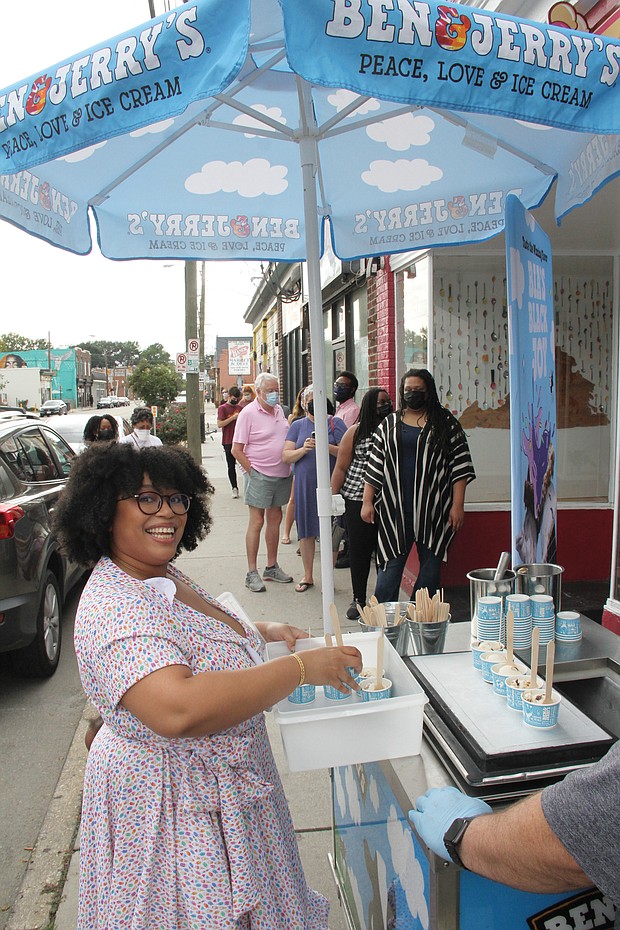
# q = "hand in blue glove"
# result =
<box><xmin>408</xmin><ymin>787</ymin><xmax>493</xmax><ymax>861</ymax></box>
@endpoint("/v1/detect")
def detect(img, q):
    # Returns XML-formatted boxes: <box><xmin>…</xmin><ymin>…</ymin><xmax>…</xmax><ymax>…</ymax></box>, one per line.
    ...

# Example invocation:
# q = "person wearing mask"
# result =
<box><xmin>281</xmin><ymin>388</ymin><xmax>306</xmax><ymax>546</ymax></box>
<box><xmin>334</xmin><ymin>370</ymin><xmax>360</xmax><ymax>428</ymax></box>
<box><xmin>239</xmin><ymin>385</ymin><xmax>255</xmax><ymax>407</ymax></box>
<box><xmin>121</xmin><ymin>407</ymin><xmax>163</xmax><ymax>449</ymax></box>
<box><xmin>409</xmin><ymin>742</ymin><xmax>620</xmax><ymax>914</ymax></box>
<box><xmin>83</xmin><ymin>415</ymin><xmax>120</xmax><ymax>444</ymax></box>
<box><xmin>362</xmin><ymin>369</ymin><xmax>475</xmax><ymax>601</ymax></box>
<box><xmin>282</xmin><ymin>386</ymin><xmax>347</xmax><ymax>592</ymax></box>
<box><xmin>216</xmin><ymin>385</ymin><xmax>242</xmax><ymax>498</ymax></box>
<box><xmin>232</xmin><ymin>373</ymin><xmax>294</xmax><ymax>592</ymax></box>
<box><xmin>331</xmin><ymin>388</ymin><xmax>393</xmax><ymax>619</ymax></box>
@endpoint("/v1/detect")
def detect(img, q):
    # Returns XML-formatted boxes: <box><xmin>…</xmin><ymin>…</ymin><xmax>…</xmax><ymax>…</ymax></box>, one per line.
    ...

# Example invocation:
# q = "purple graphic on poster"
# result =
<box><xmin>505</xmin><ymin>195</ymin><xmax>557</xmax><ymax>566</ymax></box>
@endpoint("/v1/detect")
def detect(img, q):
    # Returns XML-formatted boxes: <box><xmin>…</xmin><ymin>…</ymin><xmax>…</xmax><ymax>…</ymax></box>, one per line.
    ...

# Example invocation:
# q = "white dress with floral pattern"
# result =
<box><xmin>75</xmin><ymin>557</ymin><xmax>329</xmax><ymax>930</ymax></box>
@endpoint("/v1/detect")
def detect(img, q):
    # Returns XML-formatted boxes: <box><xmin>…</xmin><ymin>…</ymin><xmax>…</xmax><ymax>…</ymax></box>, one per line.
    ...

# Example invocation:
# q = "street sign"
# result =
<box><xmin>186</xmin><ymin>357</ymin><xmax>199</xmax><ymax>373</ymax></box>
<box><xmin>176</xmin><ymin>352</ymin><xmax>187</xmax><ymax>373</ymax></box>
<box><xmin>187</xmin><ymin>338</ymin><xmax>200</xmax><ymax>356</ymax></box>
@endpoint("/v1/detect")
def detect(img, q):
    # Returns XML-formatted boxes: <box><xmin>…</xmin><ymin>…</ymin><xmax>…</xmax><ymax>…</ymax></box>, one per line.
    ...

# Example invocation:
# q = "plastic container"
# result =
<box><xmin>515</xmin><ymin>564</ymin><xmax>564</xmax><ymax>616</ymax></box>
<box><xmin>267</xmin><ymin>632</ymin><xmax>427</xmax><ymax>771</ymax></box>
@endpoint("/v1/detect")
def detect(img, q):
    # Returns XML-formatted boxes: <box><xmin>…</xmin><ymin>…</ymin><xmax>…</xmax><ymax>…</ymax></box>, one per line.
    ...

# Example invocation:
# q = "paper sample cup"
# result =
<box><xmin>360</xmin><ymin>677</ymin><xmax>392</xmax><ymax>701</ymax></box>
<box><xmin>556</xmin><ymin>611</ymin><xmax>582</xmax><ymax>641</ymax></box>
<box><xmin>522</xmin><ymin>689</ymin><xmax>561</xmax><ymax>728</ymax></box>
<box><xmin>480</xmin><ymin>651</ymin><xmax>507</xmax><ymax>682</ymax></box>
<box><xmin>530</xmin><ymin>594</ymin><xmax>555</xmax><ymax>620</ymax></box>
<box><xmin>472</xmin><ymin>640</ymin><xmax>501</xmax><ymax>669</ymax></box>
<box><xmin>505</xmin><ymin>674</ymin><xmax>542</xmax><ymax>711</ymax></box>
<box><xmin>324</xmin><ymin>683</ymin><xmax>352</xmax><ymax>701</ymax></box>
<box><xmin>492</xmin><ymin>661</ymin><xmax>526</xmax><ymax>696</ymax></box>
<box><xmin>288</xmin><ymin>683</ymin><xmax>316</xmax><ymax>704</ymax></box>
<box><xmin>505</xmin><ymin>593</ymin><xmax>532</xmax><ymax>619</ymax></box>
<box><xmin>477</xmin><ymin>596</ymin><xmax>502</xmax><ymax>620</ymax></box>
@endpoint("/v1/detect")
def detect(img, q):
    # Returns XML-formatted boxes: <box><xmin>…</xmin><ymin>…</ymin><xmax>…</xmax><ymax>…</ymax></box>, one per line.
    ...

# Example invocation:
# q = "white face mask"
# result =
<box><xmin>134</xmin><ymin>429</ymin><xmax>151</xmax><ymax>441</ymax></box>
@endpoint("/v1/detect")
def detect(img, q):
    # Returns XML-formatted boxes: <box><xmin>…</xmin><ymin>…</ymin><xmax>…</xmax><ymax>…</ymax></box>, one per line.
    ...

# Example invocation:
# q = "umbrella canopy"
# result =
<box><xmin>0</xmin><ymin>0</ymin><xmax>618</xmax><ymax>628</ymax></box>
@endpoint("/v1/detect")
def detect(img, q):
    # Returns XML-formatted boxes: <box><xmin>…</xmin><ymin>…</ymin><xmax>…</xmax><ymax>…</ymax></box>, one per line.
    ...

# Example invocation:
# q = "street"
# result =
<box><xmin>0</xmin><ymin>581</ymin><xmax>87</xmax><ymax>929</ymax></box>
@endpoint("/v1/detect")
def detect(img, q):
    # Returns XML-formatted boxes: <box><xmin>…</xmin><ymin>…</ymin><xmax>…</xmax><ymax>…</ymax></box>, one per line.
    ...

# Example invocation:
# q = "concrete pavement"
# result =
<box><xmin>12</xmin><ymin>418</ymin><xmax>366</xmax><ymax>929</ymax></box>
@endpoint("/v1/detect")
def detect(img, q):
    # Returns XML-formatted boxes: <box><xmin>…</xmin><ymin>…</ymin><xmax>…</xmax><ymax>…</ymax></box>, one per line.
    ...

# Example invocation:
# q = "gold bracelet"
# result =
<box><xmin>291</xmin><ymin>652</ymin><xmax>305</xmax><ymax>687</ymax></box>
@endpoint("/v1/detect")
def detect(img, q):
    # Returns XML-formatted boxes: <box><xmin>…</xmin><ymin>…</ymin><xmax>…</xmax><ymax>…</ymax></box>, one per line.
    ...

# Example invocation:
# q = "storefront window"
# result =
<box><xmin>431</xmin><ymin>255</ymin><xmax>614</xmax><ymax>505</ymax></box>
<box><xmin>352</xmin><ymin>287</ymin><xmax>369</xmax><ymax>397</ymax></box>
<box><xmin>396</xmin><ymin>257</ymin><xmax>430</xmax><ymax>378</ymax></box>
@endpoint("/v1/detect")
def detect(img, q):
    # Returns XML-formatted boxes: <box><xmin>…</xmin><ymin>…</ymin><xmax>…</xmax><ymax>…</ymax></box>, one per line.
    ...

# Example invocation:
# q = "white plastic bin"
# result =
<box><xmin>266</xmin><ymin>632</ymin><xmax>428</xmax><ymax>772</ymax></box>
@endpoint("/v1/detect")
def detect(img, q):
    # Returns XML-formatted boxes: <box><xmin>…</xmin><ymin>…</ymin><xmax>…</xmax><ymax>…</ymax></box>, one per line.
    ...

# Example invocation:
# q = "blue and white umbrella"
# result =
<box><xmin>0</xmin><ymin>0</ymin><xmax>618</xmax><ymax>627</ymax></box>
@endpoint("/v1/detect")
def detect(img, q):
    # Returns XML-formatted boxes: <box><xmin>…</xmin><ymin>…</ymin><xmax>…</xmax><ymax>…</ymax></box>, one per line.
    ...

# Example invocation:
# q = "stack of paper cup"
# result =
<box><xmin>476</xmin><ymin>596</ymin><xmax>503</xmax><ymax>642</ymax></box>
<box><xmin>555</xmin><ymin>610</ymin><xmax>582</xmax><ymax>642</ymax></box>
<box><xmin>505</xmin><ymin>593</ymin><xmax>532</xmax><ymax>649</ymax></box>
<box><xmin>530</xmin><ymin>595</ymin><xmax>555</xmax><ymax>644</ymax></box>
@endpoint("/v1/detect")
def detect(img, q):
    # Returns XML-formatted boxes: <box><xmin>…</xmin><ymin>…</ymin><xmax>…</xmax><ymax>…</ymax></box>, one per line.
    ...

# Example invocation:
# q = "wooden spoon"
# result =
<box><xmin>544</xmin><ymin>640</ymin><xmax>555</xmax><ymax>704</ymax></box>
<box><xmin>529</xmin><ymin>625</ymin><xmax>540</xmax><ymax>689</ymax></box>
<box><xmin>324</xmin><ymin>632</ymin><xmax>333</xmax><ymax>647</ymax></box>
<box><xmin>369</xmin><ymin>595</ymin><xmax>379</xmax><ymax>608</ymax></box>
<box><xmin>329</xmin><ymin>602</ymin><xmax>344</xmax><ymax>647</ymax></box>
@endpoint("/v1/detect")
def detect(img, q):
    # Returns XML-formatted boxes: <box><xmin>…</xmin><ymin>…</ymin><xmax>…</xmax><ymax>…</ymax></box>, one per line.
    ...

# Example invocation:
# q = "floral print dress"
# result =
<box><xmin>75</xmin><ymin>557</ymin><xmax>329</xmax><ymax>930</ymax></box>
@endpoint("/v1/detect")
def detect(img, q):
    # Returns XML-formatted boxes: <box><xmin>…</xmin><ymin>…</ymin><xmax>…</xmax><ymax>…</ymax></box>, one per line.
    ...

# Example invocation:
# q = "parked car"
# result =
<box><xmin>96</xmin><ymin>396</ymin><xmax>115</xmax><ymax>408</ymax></box>
<box><xmin>45</xmin><ymin>411</ymin><xmax>132</xmax><ymax>453</ymax></box>
<box><xmin>0</xmin><ymin>416</ymin><xmax>85</xmax><ymax>676</ymax></box>
<box><xmin>39</xmin><ymin>399</ymin><xmax>68</xmax><ymax>417</ymax></box>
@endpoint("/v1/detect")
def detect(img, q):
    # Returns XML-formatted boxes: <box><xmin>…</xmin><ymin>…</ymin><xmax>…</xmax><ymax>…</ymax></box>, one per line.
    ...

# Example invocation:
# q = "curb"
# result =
<box><xmin>6</xmin><ymin>702</ymin><xmax>90</xmax><ymax>930</ymax></box>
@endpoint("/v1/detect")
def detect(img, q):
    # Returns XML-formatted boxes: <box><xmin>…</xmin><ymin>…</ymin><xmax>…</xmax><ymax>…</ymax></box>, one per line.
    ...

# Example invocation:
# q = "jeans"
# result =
<box><xmin>223</xmin><ymin>443</ymin><xmax>238</xmax><ymax>490</ymax></box>
<box><xmin>344</xmin><ymin>499</ymin><xmax>378</xmax><ymax>605</ymax></box>
<box><xmin>374</xmin><ymin>529</ymin><xmax>442</xmax><ymax>603</ymax></box>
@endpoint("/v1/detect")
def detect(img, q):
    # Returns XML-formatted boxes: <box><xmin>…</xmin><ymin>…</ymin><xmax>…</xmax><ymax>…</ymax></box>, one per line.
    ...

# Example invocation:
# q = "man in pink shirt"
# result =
<box><xmin>334</xmin><ymin>371</ymin><xmax>360</xmax><ymax>428</ymax></box>
<box><xmin>232</xmin><ymin>373</ymin><xmax>294</xmax><ymax>592</ymax></box>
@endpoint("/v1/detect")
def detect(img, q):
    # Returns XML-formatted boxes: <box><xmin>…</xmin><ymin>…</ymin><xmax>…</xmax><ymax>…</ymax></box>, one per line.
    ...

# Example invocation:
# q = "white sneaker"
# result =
<box><xmin>232</xmin><ymin>488</ymin><xmax>239</xmax><ymax>499</ymax></box>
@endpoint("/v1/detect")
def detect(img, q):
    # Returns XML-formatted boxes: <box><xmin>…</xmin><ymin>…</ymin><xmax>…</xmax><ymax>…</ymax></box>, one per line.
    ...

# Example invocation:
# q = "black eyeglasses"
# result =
<box><xmin>129</xmin><ymin>492</ymin><xmax>191</xmax><ymax>515</ymax></box>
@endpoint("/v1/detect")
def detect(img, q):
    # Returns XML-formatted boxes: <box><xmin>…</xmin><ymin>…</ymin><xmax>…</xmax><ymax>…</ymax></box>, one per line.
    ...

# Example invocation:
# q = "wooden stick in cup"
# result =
<box><xmin>329</xmin><ymin>602</ymin><xmax>344</xmax><ymax>647</ymax></box>
<box><xmin>369</xmin><ymin>595</ymin><xmax>379</xmax><ymax>608</ymax></box>
<box><xmin>325</xmin><ymin>632</ymin><xmax>333</xmax><ymax>647</ymax></box>
<box><xmin>529</xmin><ymin>625</ymin><xmax>540</xmax><ymax>689</ymax></box>
<box><xmin>544</xmin><ymin>640</ymin><xmax>555</xmax><ymax>704</ymax></box>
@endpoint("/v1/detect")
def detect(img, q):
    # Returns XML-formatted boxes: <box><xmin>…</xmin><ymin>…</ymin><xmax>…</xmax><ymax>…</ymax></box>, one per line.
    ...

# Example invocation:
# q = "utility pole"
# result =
<box><xmin>185</xmin><ymin>262</ymin><xmax>201</xmax><ymax>462</ymax></box>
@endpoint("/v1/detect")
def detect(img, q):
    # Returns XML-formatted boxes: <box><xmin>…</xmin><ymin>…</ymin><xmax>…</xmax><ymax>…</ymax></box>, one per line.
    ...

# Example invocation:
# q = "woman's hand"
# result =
<box><xmin>300</xmin><ymin>646</ymin><xmax>362</xmax><ymax>693</ymax></box>
<box><xmin>448</xmin><ymin>502</ymin><xmax>465</xmax><ymax>531</ymax></box>
<box><xmin>361</xmin><ymin>500</ymin><xmax>375</xmax><ymax>524</ymax></box>
<box><xmin>259</xmin><ymin>622</ymin><xmax>309</xmax><ymax>650</ymax></box>
<box><xmin>303</xmin><ymin>436</ymin><xmax>316</xmax><ymax>452</ymax></box>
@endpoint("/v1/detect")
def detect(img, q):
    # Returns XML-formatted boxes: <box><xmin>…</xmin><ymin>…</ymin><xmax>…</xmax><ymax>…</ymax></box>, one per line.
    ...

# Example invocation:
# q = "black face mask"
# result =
<box><xmin>98</xmin><ymin>428</ymin><xmax>114</xmax><ymax>440</ymax></box>
<box><xmin>376</xmin><ymin>402</ymin><xmax>392</xmax><ymax>420</ymax></box>
<box><xmin>306</xmin><ymin>400</ymin><xmax>314</xmax><ymax>416</ymax></box>
<box><xmin>229</xmin><ymin>397</ymin><xmax>239</xmax><ymax>405</ymax></box>
<box><xmin>334</xmin><ymin>384</ymin><xmax>351</xmax><ymax>402</ymax></box>
<box><xmin>403</xmin><ymin>389</ymin><xmax>427</xmax><ymax>411</ymax></box>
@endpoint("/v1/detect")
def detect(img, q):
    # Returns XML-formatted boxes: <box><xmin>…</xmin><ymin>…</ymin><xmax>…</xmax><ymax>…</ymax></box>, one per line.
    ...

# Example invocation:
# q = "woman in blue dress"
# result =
<box><xmin>283</xmin><ymin>385</ymin><xmax>347</xmax><ymax>592</ymax></box>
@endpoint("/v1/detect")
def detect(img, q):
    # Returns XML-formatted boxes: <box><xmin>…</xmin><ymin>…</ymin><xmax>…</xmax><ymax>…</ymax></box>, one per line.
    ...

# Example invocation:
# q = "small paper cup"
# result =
<box><xmin>522</xmin><ymin>689</ymin><xmax>561</xmax><ymax>728</ymax></box>
<box><xmin>491</xmin><ymin>661</ymin><xmax>526</xmax><ymax>696</ymax></box>
<box><xmin>324</xmin><ymin>683</ymin><xmax>352</xmax><ymax>701</ymax></box>
<box><xmin>505</xmin><ymin>674</ymin><xmax>543</xmax><ymax>711</ymax></box>
<box><xmin>288</xmin><ymin>683</ymin><xmax>316</xmax><ymax>704</ymax></box>
<box><xmin>477</xmin><ymin>595</ymin><xmax>502</xmax><ymax>620</ymax></box>
<box><xmin>506</xmin><ymin>593</ymin><xmax>532</xmax><ymax>619</ymax></box>
<box><xmin>530</xmin><ymin>594</ymin><xmax>555</xmax><ymax>620</ymax></box>
<box><xmin>357</xmin><ymin>666</ymin><xmax>385</xmax><ymax>683</ymax></box>
<box><xmin>360</xmin><ymin>677</ymin><xmax>392</xmax><ymax>701</ymax></box>
<box><xmin>556</xmin><ymin>610</ymin><xmax>582</xmax><ymax>641</ymax></box>
<box><xmin>472</xmin><ymin>639</ymin><xmax>504</xmax><ymax>669</ymax></box>
<box><xmin>480</xmin><ymin>651</ymin><xmax>506</xmax><ymax>682</ymax></box>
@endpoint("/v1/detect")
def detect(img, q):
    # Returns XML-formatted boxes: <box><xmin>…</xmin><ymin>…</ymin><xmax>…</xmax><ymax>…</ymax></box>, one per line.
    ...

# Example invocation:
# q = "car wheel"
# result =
<box><xmin>11</xmin><ymin>571</ymin><xmax>62</xmax><ymax>678</ymax></box>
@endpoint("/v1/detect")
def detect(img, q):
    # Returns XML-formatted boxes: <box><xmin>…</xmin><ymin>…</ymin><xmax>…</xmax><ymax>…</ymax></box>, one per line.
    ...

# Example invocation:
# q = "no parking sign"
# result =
<box><xmin>176</xmin><ymin>353</ymin><xmax>188</xmax><ymax>373</ymax></box>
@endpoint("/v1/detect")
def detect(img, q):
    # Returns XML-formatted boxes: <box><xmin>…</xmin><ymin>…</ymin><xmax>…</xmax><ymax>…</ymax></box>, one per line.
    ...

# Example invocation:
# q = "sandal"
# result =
<box><xmin>295</xmin><ymin>580</ymin><xmax>314</xmax><ymax>593</ymax></box>
<box><xmin>281</xmin><ymin>536</ymin><xmax>291</xmax><ymax>544</ymax></box>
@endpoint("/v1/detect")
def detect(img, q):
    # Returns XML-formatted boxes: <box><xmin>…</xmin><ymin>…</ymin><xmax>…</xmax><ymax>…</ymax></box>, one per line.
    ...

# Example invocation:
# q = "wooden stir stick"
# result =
<box><xmin>544</xmin><ymin>640</ymin><xmax>555</xmax><ymax>704</ymax></box>
<box><xmin>529</xmin><ymin>625</ymin><xmax>540</xmax><ymax>689</ymax></box>
<box><xmin>329</xmin><ymin>602</ymin><xmax>344</xmax><ymax>647</ymax></box>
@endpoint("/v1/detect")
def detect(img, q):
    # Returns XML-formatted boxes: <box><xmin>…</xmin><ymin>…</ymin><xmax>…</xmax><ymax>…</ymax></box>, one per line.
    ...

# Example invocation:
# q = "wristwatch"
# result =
<box><xmin>443</xmin><ymin>817</ymin><xmax>474</xmax><ymax>868</ymax></box>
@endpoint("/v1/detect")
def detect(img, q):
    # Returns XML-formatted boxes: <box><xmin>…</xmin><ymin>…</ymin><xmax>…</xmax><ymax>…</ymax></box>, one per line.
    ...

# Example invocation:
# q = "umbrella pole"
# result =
<box><xmin>299</xmin><ymin>131</ymin><xmax>335</xmax><ymax>636</ymax></box>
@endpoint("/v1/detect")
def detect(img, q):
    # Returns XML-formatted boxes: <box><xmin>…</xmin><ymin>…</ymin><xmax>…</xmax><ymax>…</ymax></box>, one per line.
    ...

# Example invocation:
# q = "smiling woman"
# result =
<box><xmin>51</xmin><ymin>441</ymin><xmax>361</xmax><ymax>930</ymax></box>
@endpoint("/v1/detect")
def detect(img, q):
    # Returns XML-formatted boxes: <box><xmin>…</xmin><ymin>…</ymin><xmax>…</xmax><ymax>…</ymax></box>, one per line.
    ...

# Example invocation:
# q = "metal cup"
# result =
<box><xmin>407</xmin><ymin>616</ymin><xmax>450</xmax><ymax>656</ymax></box>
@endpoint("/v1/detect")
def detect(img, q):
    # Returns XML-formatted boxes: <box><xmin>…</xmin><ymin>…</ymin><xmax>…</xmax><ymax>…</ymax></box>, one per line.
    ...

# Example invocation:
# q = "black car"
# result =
<box><xmin>39</xmin><ymin>399</ymin><xmax>68</xmax><ymax>416</ymax></box>
<box><xmin>0</xmin><ymin>416</ymin><xmax>84</xmax><ymax>676</ymax></box>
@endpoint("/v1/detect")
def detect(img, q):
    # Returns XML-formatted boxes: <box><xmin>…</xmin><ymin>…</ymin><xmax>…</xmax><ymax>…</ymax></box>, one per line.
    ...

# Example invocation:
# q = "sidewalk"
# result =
<box><xmin>36</xmin><ymin>428</ymin><xmax>360</xmax><ymax>930</ymax></box>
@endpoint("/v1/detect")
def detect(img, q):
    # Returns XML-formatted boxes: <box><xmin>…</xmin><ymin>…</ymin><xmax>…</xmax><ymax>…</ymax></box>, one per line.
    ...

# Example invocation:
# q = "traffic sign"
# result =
<box><xmin>187</xmin><ymin>338</ymin><xmax>200</xmax><ymax>356</ymax></box>
<box><xmin>176</xmin><ymin>352</ymin><xmax>187</xmax><ymax>373</ymax></box>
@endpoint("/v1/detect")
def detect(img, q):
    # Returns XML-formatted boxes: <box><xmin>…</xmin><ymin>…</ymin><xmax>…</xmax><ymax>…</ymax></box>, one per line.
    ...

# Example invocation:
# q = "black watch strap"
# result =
<box><xmin>443</xmin><ymin>817</ymin><xmax>474</xmax><ymax>868</ymax></box>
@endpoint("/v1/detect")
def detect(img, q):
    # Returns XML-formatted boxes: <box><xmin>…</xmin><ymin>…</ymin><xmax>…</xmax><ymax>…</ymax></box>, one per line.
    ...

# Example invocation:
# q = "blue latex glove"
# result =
<box><xmin>408</xmin><ymin>787</ymin><xmax>493</xmax><ymax>861</ymax></box>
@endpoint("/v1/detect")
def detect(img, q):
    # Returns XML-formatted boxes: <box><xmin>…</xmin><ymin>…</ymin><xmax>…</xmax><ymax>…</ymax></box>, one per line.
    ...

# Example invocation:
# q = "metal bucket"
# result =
<box><xmin>408</xmin><ymin>617</ymin><xmax>450</xmax><ymax>655</ymax></box>
<box><xmin>515</xmin><ymin>563</ymin><xmax>564</xmax><ymax>615</ymax></box>
<box><xmin>357</xmin><ymin>601</ymin><xmax>410</xmax><ymax>656</ymax></box>
<box><xmin>467</xmin><ymin>568</ymin><xmax>516</xmax><ymax>625</ymax></box>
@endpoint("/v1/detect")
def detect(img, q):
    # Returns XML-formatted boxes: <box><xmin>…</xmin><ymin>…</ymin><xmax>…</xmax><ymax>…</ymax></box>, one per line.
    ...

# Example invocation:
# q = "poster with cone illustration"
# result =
<box><xmin>505</xmin><ymin>195</ymin><xmax>557</xmax><ymax>566</ymax></box>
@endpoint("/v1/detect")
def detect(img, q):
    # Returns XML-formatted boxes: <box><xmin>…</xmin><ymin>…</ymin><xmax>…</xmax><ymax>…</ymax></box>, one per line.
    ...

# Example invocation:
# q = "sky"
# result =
<box><xmin>0</xmin><ymin>0</ymin><xmax>257</xmax><ymax>357</ymax></box>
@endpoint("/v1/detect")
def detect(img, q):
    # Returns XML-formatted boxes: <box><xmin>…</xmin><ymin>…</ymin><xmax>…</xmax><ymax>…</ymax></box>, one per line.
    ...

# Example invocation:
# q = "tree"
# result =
<box><xmin>0</xmin><ymin>333</ymin><xmax>49</xmax><ymax>351</ymax></box>
<box><xmin>141</xmin><ymin>343</ymin><xmax>172</xmax><ymax>365</ymax></box>
<box><xmin>129</xmin><ymin>361</ymin><xmax>182</xmax><ymax>408</ymax></box>
<box><xmin>75</xmin><ymin>340</ymin><xmax>140</xmax><ymax>368</ymax></box>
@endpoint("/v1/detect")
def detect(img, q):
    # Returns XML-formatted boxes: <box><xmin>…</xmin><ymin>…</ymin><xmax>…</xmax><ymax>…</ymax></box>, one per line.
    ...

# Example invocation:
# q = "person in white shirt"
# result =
<box><xmin>121</xmin><ymin>407</ymin><xmax>163</xmax><ymax>449</ymax></box>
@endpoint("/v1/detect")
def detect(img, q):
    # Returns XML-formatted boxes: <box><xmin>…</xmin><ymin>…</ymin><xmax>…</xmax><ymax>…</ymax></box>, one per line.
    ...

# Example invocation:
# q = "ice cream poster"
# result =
<box><xmin>505</xmin><ymin>195</ymin><xmax>557</xmax><ymax>566</ymax></box>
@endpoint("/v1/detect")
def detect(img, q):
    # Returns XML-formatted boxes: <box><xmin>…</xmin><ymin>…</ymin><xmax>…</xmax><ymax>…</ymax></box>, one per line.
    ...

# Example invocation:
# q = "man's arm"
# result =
<box><xmin>460</xmin><ymin>793</ymin><xmax>591</xmax><ymax>893</ymax></box>
<box><xmin>231</xmin><ymin>442</ymin><xmax>252</xmax><ymax>474</ymax></box>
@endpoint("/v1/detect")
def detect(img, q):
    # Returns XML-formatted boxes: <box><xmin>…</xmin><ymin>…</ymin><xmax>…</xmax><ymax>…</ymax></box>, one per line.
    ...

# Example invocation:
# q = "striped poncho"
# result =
<box><xmin>364</xmin><ymin>412</ymin><xmax>476</xmax><ymax>570</ymax></box>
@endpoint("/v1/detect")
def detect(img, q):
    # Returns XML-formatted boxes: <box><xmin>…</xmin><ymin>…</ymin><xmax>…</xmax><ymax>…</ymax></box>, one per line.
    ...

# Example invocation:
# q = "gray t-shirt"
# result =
<box><xmin>542</xmin><ymin>741</ymin><xmax>620</xmax><ymax>907</ymax></box>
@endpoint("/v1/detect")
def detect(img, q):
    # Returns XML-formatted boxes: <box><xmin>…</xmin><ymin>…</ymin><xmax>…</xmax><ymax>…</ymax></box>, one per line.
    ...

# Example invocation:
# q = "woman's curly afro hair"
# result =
<box><xmin>53</xmin><ymin>442</ymin><xmax>215</xmax><ymax>567</ymax></box>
